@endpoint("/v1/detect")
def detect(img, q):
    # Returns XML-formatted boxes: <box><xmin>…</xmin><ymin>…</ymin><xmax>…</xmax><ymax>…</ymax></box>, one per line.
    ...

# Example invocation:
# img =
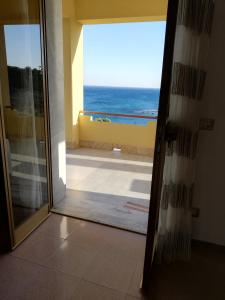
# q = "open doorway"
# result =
<box><xmin>53</xmin><ymin>21</ymin><xmax>166</xmax><ymax>234</ymax></box>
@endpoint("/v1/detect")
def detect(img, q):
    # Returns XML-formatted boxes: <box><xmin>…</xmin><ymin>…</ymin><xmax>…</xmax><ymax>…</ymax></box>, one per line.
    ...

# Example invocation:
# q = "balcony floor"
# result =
<box><xmin>53</xmin><ymin>148</ymin><xmax>153</xmax><ymax>234</ymax></box>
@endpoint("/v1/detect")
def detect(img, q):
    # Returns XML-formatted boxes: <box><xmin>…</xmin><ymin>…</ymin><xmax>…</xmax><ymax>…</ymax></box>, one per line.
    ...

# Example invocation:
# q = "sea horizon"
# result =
<box><xmin>84</xmin><ymin>84</ymin><xmax>160</xmax><ymax>90</ymax></box>
<box><xmin>84</xmin><ymin>85</ymin><xmax>159</xmax><ymax>125</ymax></box>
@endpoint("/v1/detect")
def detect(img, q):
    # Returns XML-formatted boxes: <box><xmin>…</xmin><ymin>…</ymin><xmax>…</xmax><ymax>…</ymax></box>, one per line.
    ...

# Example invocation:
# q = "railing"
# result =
<box><xmin>79</xmin><ymin>110</ymin><xmax>157</xmax><ymax>120</ymax></box>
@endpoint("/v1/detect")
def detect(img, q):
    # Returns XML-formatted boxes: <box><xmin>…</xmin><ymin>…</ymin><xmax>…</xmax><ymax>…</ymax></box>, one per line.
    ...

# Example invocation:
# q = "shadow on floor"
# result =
<box><xmin>64</xmin><ymin>148</ymin><xmax>152</xmax><ymax>234</ymax></box>
<box><xmin>148</xmin><ymin>241</ymin><xmax>225</xmax><ymax>300</ymax></box>
<box><xmin>130</xmin><ymin>179</ymin><xmax>152</xmax><ymax>194</ymax></box>
<box><xmin>67</xmin><ymin>148</ymin><xmax>153</xmax><ymax>163</ymax></box>
<box><xmin>53</xmin><ymin>189</ymin><xmax>150</xmax><ymax>234</ymax></box>
<box><xmin>66</xmin><ymin>156</ymin><xmax>153</xmax><ymax>174</ymax></box>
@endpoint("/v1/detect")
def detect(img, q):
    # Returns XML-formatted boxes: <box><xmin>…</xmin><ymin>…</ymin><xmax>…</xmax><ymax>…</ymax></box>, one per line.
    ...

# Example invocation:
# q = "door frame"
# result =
<box><xmin>0</xmin><ymin>80</ymin><xmax>15</xmax><ymax>248</ymax></box>
<box><xmin>0</xmin><ymin>0</ymin><xmax>53</xmax><ymax>249</ymax></box>
<box><xmin>142</xmin><ymin>0</ymin><xmax>179</xmax><ymax>291</ymax></box>
<box><xmin>39</xmin><ymin>0</ymin><xmax>53</xmax><ymax>210</ymax></box>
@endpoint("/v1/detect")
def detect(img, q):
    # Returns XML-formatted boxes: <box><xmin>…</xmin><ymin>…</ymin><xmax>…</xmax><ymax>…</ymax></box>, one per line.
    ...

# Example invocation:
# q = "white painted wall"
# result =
<box><xmin>192</xmin><ymin>0</ymin><xmax>225</xmax><ymax>246</ymax></box>
<box><xmin>45</xmin><ymin>0</ymin><xmax>66</xmax><ymax>204</ymax></box>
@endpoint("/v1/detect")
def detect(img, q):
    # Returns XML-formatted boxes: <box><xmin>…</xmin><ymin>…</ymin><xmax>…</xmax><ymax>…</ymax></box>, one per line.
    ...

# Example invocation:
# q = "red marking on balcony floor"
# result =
<box><xmin>124</xmin><ymin>203</ymin><xmax>149</xmax><ymax>213</ymax></box>
<box><xmin>126</xmin><ymin>201</ymin><xmax>149</xmax><ymax>210</ymax></box>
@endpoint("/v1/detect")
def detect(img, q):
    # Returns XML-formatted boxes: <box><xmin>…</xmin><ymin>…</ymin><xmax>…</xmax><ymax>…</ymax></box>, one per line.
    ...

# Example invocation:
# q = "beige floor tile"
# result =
<box><xmin>0</xmin><ymin>256</ymin><xmax>43</xmax><ymax>300</ymax></box>
<box><xmin>125</xmin><ymin>295</ymin><xmax>149</xmax><ymax>300</ymax></box>
<box><xmin>66</xmin><ymin>220</ymin><xmax>117</xmax><ymax>252</ymax></box>
<box><xmin>1</xmin><ymin>215</ymin><xmax>225</xmax><ymax>300</ymax></box>
<box><xmin>100</xmin><ymin>228</ymin><xmax>146</xmax><ymax>261</ymax></box>
<box><xmin>0</xmin><ymin>254</ymin><xmax>80</xmax><ymax>300</ymax></box>
<box><xmin>11</xmin><ymin>234</ymin><xmax>65</xmax><ymax>265</ymax></box>
<box><xmin>45</xmin><ymin>240</ymin><xmax>97</xmax><ymax>277</ymax></box>
<box><xmin>37</xmin><ymin>213</ymin><xmax>80</xmax><ymax>239</ymax></box>
<box><xmin>0</xmin><ymin>255</ymin><xmax>38</xmax><ymax>282</ymax></box>
<box><xmin>0</xmin><ymin>277</ymin><xmax>28</xmax><ymax>300</ymax></box>
<box><xmin>23</xmin><ymin>268</ymin><xmax>80</xmax><ymax>300</ymax></box>
<box><xmin>83</xmin><ymin>250</ymin><xmax>138</xmax><ymax>292</ymax></box>
<box><xmin>66</xmin><ymin>218</ymin><xmax>146</xmax><ymax>260</ymax></box>
<box><xmin>127</xmin><ymin>262</ymin><xmax>144</xmax><ymax>298</ymax></box>
<box><xmin>71</xmin><ymin>280</ymin><xmax>125</xmax><ymax>300</ymax></box>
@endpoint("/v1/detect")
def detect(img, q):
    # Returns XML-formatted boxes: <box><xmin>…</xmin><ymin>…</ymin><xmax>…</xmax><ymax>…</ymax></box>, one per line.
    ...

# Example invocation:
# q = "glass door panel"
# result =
<box><xmin>0</xmin><ymin>0</ymin><xmax>51</xmax><ymax>247</ymax></box>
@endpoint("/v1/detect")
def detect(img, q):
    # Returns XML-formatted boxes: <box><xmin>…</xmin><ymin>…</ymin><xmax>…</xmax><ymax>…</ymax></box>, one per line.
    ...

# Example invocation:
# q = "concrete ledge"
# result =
<box><xmin>66</xmin><ymin>141</ymin><xmax>80</xmax><ymax>149</ymax></box>
<box><xmin>80</xmin><ymin>140</ymin><xmax>154</xmax><ymax>156</ymax></box>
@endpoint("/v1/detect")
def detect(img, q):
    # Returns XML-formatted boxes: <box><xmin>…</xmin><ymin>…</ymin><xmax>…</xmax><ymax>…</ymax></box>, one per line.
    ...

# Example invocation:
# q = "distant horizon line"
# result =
<box><xmin>84</xmin><ymin>84</ymin><xmax>160</xmax><ymax>89</ymax></box>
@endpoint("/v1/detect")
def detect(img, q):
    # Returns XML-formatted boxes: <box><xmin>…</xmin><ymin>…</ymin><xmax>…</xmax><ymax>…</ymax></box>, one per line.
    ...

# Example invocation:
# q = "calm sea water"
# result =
<box><xmin>84</xmin><ymin>86</ymin><xmax>159</xmax><ymax>125</ymax></box>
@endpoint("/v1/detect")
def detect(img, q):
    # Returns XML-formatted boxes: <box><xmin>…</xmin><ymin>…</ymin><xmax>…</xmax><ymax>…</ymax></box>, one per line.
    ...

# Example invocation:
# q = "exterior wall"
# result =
<box><xmin>63</xmin><ymin>18</ymin><xmax>73</xmax><ymax>145</ymax></box>
<box><xmin>3</xmin><ymin>110</ymin><xmax>45</xmax><ymax>140</ymax></box>
<box><xmin>75</xmin><ymin>0</ymin><xmax>167</xmax><ymax>24</ymax></box>
<box><xmin>192</xmin><ymin>0</ymin><xmax>225</xmax><ymax>246</ymax></box>
<box><xmin>79</xmin><ymin>116</ymin><xmax>156</xmax><ymax>156</ymax></box>
<box><xmin>71</xmin><ymin>18</ymin><xmax>83</xmax><ymax>148</ymax></box>
<box><xmin>63</xmin><ymin>0</ymin><xmax>83</xmax><ymax>149</ymax></box>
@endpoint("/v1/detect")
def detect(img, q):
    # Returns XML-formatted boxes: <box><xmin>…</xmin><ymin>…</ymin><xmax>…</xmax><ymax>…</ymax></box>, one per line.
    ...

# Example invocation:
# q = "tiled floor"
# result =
<box><xmin>53</xmin><ymin>148</ymin><xmax>153</xmax><ymax>233</ymax></box>
<box><xmin>0</xmin><ymin>213</ymin><xmax>147</xmax><ymax>300</ymax></box>
<box><xmin>1</xmin><ymin>214</ymin><xmax>225</xmax><ymax>300</ymax></box>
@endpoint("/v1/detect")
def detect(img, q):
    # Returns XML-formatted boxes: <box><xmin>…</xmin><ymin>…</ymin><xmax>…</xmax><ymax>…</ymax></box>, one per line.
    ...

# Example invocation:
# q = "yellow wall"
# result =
<box><xmin>75</xmin><ymin>0</ymin><xmax>167</xmax><ymax>24</ymax></box>
<box><xmin>63</xmin><ymin>0</ymin><xmax>84</xmax><ymax>148</ymax></box>
<box><xmin>79</xmin><ymin>116</ymin><xmax>156</xmax><ymax>155</ymax></box>
<box><xmin>4</xmin><ymin>109</ymin><xmax>45</xmax><ymax>140</ymax></box>
<box><xmin>71</xmin><ymin>19</ymin><xmax>83</xmax><ymax>148</ymax></box>
<box><xmin>63</xmin><ymin>18</ymin><xmax>73</xmax><ymax>144</ymax></box>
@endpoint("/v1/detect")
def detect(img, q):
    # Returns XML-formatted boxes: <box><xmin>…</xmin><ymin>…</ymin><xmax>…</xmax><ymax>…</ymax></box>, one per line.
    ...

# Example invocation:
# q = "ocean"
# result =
<box><xmin>84</xmin><ymin>86</ymin><xmax>159</xmax><ymax>125</ymax></box>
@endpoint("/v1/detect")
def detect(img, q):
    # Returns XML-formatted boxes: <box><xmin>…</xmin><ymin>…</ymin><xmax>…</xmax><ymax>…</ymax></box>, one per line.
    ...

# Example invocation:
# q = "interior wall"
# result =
<box><xmin>74</xmin><ymin>0</ymin><xmax>167</xmax><ymax>23</ymax></box>
<box><xmin>192</xmin><ymin>0</ymin><xmax>225</xmax><ymax>246</ymax></box>
<box><xmin>45</xmin><ymin>0</ymin><xmax>66</xmax><ymax>204</ymax></box>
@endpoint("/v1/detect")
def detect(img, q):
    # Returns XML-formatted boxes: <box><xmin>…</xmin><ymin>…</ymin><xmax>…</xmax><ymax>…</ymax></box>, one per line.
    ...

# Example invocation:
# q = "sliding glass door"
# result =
<box><xmin>0</xmin><ymin>0</ymin><xmax>51</xmax><ymax>247</ymax></box>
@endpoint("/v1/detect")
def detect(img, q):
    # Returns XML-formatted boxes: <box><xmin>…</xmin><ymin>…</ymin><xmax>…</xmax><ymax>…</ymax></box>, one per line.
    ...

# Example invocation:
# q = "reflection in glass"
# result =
<box><xmin>1</xmin><ymin>5</ymin><xmax>48</xmax><ymax>228</ymax></box>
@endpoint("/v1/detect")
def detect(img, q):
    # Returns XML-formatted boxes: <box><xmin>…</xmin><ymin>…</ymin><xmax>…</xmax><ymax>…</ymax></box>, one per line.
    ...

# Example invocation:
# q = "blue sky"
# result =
<box><xmin>84</xmin><ymin>22</ymin><xmax>166</xmax><ymax>88</ymax></box>
<box><xmin>4</xmin><ymin>25</ymin><xmax>41</xmax><ymax>69</ymax></box>
<box><xmin>4</xmin><ymin>22</ymin><xmax>166</xmax><ymax>88</ymax></box>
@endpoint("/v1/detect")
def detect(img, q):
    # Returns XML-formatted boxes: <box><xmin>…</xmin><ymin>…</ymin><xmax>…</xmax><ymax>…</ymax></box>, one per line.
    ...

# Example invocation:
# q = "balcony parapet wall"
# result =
<box><xmin>79</xmin><ymin>115</ymin><xmax>156</xmax><ymax>156</ymax></box>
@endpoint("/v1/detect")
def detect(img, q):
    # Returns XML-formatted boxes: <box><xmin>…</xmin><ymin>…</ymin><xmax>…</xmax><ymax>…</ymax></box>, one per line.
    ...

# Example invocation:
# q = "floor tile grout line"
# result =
<box><xmin>7</xmin><ymin>253</ymin><xmax>85</xmax><ymax>280</ymax></box>
<box><xmin>81</xmin><ymin>273</ymin><xmax>136</xmax><ymax>295</ymax></box>
<box><xmin>80</xmin><ymin>253</ymin><xmax>140</xmax><ymax>294</ymax></box>
<box><xmin>77</xmin><ymin>278</ymin><xmax>130</xmax><ymax>296</ymax></box>
<box><xmin>9</xmin><ymin>237</ymin><xmax>69</xmax><ymax>271</ymax></box>
<box><xmin>52</xmin><ymin>209</ymin><xmax>148</xmax><ymax>236</ymax></box>
<box><xmin>44</xmin><ymin>249</ymin><xmax>100</xmax><ymax>280</ymax></box>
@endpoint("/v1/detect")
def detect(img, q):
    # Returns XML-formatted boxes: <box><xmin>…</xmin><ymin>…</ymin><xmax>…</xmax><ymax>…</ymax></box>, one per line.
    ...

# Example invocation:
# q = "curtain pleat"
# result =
<box><xmin>155</xmin><ymin>0</ymin><xmax>214</xmax><ymax>263</ymax></box>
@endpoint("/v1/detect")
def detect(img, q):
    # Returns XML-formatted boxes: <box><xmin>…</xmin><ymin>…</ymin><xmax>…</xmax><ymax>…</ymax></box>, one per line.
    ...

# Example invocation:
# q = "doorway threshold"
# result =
<box><xmin>53</xmin><ymin>148</ymin><xmax>153</xmax><ymax>234</ymax></box>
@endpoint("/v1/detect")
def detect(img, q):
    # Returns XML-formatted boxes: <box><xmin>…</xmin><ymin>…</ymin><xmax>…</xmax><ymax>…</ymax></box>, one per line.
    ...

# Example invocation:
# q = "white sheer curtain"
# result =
<box><xmin>156</xmin><ymin>0</ymin><xmax>214</xmax><ymax>262</ymax></box>
<box><xmin>7</xmin><ymin>0</ymin><xmax>44</xmax><ymax>210</ymax></box>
